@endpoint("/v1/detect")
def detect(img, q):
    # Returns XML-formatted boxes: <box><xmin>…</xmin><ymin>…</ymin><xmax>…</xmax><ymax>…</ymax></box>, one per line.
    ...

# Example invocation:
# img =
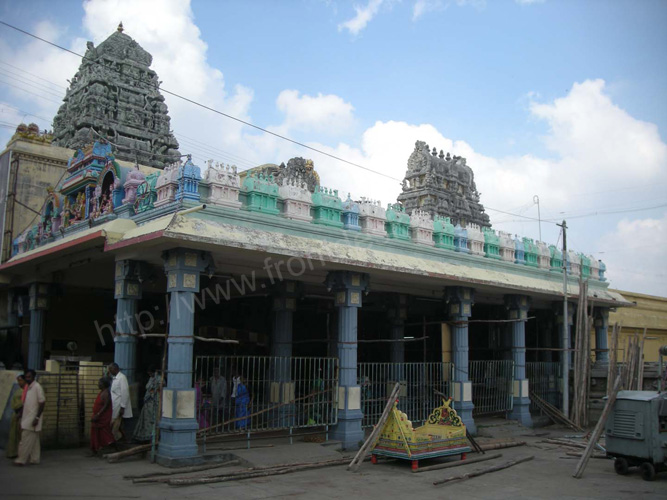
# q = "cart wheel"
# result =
<box><xmin>614</xmin><ymin>457</ymin><xmax>629</xmax><ymax>475</ymax></box>
<box><xmin>371</xmin><ymin>454</ymin><xmax>378</xmax><ymax>465</ymax></box>
<box><xmin>640</xmin><ymin>462</ymin><xmax>656</xmax><ymax>482</ymax></box>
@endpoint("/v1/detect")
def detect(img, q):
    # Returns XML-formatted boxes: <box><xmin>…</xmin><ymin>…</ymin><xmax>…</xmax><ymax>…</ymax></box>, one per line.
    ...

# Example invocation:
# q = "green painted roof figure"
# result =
<box><xmin>483</xmin><ymin>227</ymin><xmax>501</xmax><ymax>260</ymax></box>
<box><xmin>51</xmin><ymin>27</ymin><xmax>180</xmax><ymax>168</ymax></box>
<box><xmin>385</xmin><ymin>203</ymin><xmax>411</xmax><ymax>241</ymax></box>
<box><xmin>311</xmin><ymin>186</ymin><xmax>343</xmax><ymax>228</ymax></box>
<box><xmin>433</xmin><ymin>216</ymin><xmax>456</xmax><ymax>251</ymax></box>
<box><xmin>522</xmin><ymin>237</ymin><xmax>539</xmax><ymax>268</ymax></box>
<box><xmin>242</xmin><ymin>172</ymin><xmax>280</xmax><ymax>215</ymax></box>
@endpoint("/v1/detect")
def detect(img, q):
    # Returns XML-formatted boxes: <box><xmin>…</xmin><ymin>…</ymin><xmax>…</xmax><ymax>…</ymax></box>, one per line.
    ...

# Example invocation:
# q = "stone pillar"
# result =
<box><xmin>594</xmin><ymin>308</ymin><xmax>610</xmax><ymax>364</ymax></box>
<box><xmin>388</xmin><ymin>294</ymin><xmax>407</xmax><ymax>386</ymax></box>
<box><xmin>157</xmin><ymin>248</ymin><xmax>214</xmax><ymax>466</ymax></box>
<box><xmin>28</xmin><ymin>284</ymin><xmax>49</xmax><ymax>370</ymax></box>
<box><xmin>113</xmin><ymin>260</ymin><xmax>144</xmax><ymax>384</ymax></box>
<box><xmin>540</xmin><ymin>319</ymin><xmax>553</xmax><ymax>362</ymax></box>
<box><xmin>270</xmin><ymin>281</ymin><xmax>298</xmax><ymax>427</ymax></box>
<box><xmin>325</xmin><ymin>271</ymin><xmax>370</xmax><ymax>450</ymax></box>
<box><xmin>505</xmin><ymin>294</ymin><xmax>533</xmax><ymax>427</ymax></box>
<box><xmin>553</xmin><ymin>302</ymin><xmax>574</xmax><ymax>366</ymax></box>
<box><xmin>444</xmin><ymin>286</ymin><xmax>476</xmax><ymax>435</ymax></box>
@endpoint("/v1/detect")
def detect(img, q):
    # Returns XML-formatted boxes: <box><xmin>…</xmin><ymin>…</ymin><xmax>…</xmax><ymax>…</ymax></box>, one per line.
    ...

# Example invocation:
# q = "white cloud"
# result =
<box><xmin>338</xmin><ymin>0</ymin><xmax>385</xmax><ymax>35</ymax></box>
<box><xmin>413</xmin><ymin>1</ymin><xmax>444</xmax><ymax>20</ymax></box>
<box><xmin>79</xmin><ymin>0</ymin><xmax>254</xmax><ymax>161</ymax></box>
<box><xmin>275</xmin><ymin>90</ymin><xmax>355</xmax><ymax>136</ymax></box>
<box><xmin>596</xmin><ymin>213</ymin><xmax>667</xmax><ymax>297</ymax></box>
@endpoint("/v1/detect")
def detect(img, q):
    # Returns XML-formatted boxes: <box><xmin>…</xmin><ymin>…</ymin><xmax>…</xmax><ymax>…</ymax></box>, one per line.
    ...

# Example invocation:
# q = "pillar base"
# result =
<box><xmin>508</xmin><ymin>396</ymin><xmax>533</xmax><ymax>428</ymax></box>
<box><xmin>156</xmin><ymin>417</ymin><xmax>200</xmax><ymax>466</ymax></box>
<box><xmin>332</xmin><ymin>409</ymin><xmax>364</xmax><ymax>450</ymax></box>
<box><xmin>452</xmin><ymin>400</ymin><xmax>476</xmax><ymax>435</ymax></box>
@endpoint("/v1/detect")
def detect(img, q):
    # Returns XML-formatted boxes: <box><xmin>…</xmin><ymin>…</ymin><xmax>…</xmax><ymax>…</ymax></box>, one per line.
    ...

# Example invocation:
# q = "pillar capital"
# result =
<box><xmin>325</xmin><ymin>271</ymin><xmax>370</xmax><ymax>308</ymax></box>
<box><xmin>444</xmin><ymin>286</ymin><xmax>474</xmax><ymax>318</ymax></box>
<box><xmin>387</xmin><ymin>294</ymin><xmax>407</xmax><ymax>324</ymax></box>
<box><xmin>594</xmin><ymin>307</ymin><xmax>610</xmax><ymax>327</ymax></box>
<box><xmin>163</xmin><ymin>248</ymin><xmax>214</xmax><ymax>292</ymax></box>
<box><xmin>504</xmin><ymin>294</ymin><xmax>531</xmax><ymax>319</ymax></box>
<box><xmin>114</xmin><ymin>260</ymin><xmax>145</xmax><ymax>299</ymax></box>
<box><xmin>553</xmin><ymin>301</ymin><xmax>575</xmax><ymax>325</ymax></box>
<box><xmin>272</xmin><ymin>280</ymin><xmax>301</xmax><ymax>312</ymax></box>
<box><xmin>28</xmin><ymin>283</ymin><xmax>49</xmax><ymax>311</ymax></box>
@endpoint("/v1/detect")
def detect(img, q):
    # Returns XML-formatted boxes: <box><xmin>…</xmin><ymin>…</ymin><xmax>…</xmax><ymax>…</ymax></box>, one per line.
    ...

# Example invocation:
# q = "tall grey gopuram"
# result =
<box><xmin>52</xmin><ymin>23</ymin><xmax>179</xmax><ymax>168</ymax></box>
<box><xmin>398</xmin><ymin>140</ymin><xmax>491</xmax><ymax>228</ymax></box>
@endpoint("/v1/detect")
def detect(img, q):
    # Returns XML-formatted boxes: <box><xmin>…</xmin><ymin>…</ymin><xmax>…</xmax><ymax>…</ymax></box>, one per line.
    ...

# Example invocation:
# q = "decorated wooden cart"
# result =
<box><xmin>371</xmin><ymin>397</ymin><xmax>471</xmax><ymax>470</ymax></box>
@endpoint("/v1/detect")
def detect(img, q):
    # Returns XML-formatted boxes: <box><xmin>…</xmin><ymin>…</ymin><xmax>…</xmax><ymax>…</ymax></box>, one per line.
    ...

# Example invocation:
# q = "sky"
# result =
<box><xmin>0</xmin><ymin>0</ymin><xmax>665</xmax><ymax>296</ymax></box>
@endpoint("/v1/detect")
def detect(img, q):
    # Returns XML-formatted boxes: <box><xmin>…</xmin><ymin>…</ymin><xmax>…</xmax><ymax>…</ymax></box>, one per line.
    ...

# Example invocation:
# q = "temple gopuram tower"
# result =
<box><xmin>397</xmin><ymin>140</ymin><xmax>490</xmax><ymax>228</ymax></box>
<box><xmin>51</xmin><ymin>23</ymin><xmax>179</xmax><ymax>168</ymax></box>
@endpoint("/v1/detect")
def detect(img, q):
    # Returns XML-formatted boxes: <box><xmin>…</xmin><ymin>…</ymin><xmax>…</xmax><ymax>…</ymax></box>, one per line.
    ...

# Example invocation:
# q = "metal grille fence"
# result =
<box><xmin>37</xmin><ymin>361</ymin><xmax>105</xmax><ymax>448</ymax></box>
<box><xmin>526</xmin><ymin>361</ymin><xmax>562</xmax><ymax>411</ymax></box>
<box><xmin>357</xmin><ymin>362</ymin><xmax>454</xmax><ymax>429</ymax></box>
<box><xmin>469</xmin><ymin>360</ymin><xmax>514</xmax><ymax>416</ymax></box>
<box><xmin>194</xmin><ymin>356</ymin><xmax>338</xmax><ymax>436</ymax></box>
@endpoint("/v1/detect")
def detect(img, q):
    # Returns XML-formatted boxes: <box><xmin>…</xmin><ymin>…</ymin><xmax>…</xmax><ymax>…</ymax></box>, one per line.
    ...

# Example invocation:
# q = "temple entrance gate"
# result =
<box><xmin>194</xmin><ymin>356</ymin><xmax>339</xmax><ymax>436</ymax></box>
<box><xmin>357</xmin><ymin>362</ymin><xmax>455</xmax><ymax>428</ymax></box>
<box><xmin>469</xmin><ymin>360</ymin><xmax>514</xmax><ymax>416</ymax></box>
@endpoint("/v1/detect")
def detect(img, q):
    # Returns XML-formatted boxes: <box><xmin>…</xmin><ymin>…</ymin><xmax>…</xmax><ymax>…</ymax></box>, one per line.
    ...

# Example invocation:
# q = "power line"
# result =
<box><xmin>0</xmin><ymin>59</ymin><xmax>67</xmax><ymax>90</ymax></box>
<box><xmin>0</xmin><ymin>20</ymin><xmax>402</xmax><ymax>183</ymax></box>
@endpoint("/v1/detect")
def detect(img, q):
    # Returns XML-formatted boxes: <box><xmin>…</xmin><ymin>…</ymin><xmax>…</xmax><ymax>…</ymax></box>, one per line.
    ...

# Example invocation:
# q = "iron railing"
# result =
<box><xmin>194</xmin><ymin>356</ymin><xmax>339</xmax><ymax>436</ymax></box>
<box><xmin>526</xmin><ymin>361</ymin><xmax>562</xmax><ymax>411</ymax></box>
<box><xmin>357</xmin><ymin>362</ymin><xmax>454</xmax><ymax>428</ymax></box>
<box><xmin>469</xmin><ymin>360</ymin><xmax>514</xmax><ymax>416</ymax></box>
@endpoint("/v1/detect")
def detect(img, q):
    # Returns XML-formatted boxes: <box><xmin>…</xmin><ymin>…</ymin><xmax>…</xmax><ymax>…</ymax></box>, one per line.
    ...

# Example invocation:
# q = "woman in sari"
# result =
<box><xmin>132</xmin><ymin>367</ymin><xmax>160</xmax><ymax>442</ymax></box>
<box><xmin>90</xmin><ymin>377</ymin><xmax>114</xmax><ymax>456</ymax></box>
<box><xmin>6</xmin><ymin>375</ymin><xmax>26</xmax><ymax>458</ymax></box>
<box><xmin>235</xmin><ymin>375</ymin><xmax>251</xmax><ymax>429</ymax></box>
<box><xmin>195</xmin><ymin>376</ymin><xmax>210</xmax><ymax>430</ymax></box>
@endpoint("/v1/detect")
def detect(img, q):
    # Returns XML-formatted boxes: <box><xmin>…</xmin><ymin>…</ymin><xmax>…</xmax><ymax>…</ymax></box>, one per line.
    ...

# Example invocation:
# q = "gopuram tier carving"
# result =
<box><xmin>51</xmin><ymin>23</ymin><xmax>180</xmax><ymax>169</ymax></box>
<box><xmin>397</xmin><ymin>141</ymin><xmax>490</xmax><ymax>228</ymax></box>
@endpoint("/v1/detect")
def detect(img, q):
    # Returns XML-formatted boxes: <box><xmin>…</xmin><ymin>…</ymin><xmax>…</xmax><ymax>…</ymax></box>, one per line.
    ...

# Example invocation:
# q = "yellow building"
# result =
<box><xmin>608</xmin><ymin>289</ymin><xmax>667</xmax><ymax>362</ymax></box>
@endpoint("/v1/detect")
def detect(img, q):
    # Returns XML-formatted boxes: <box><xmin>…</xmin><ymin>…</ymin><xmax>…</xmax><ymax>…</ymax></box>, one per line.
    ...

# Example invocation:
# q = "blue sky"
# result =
<box><xmin>0</xmin><ymin>0</ymin><xmax>665</xmax><ymax>295</ymax></box>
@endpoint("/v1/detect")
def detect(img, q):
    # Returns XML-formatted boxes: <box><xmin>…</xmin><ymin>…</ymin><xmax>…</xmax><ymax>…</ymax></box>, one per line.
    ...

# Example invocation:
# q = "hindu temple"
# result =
<box><xmin>51</xmin><ymin>23</ymin><xmax>179</xmax><ymax>168</ymax></box>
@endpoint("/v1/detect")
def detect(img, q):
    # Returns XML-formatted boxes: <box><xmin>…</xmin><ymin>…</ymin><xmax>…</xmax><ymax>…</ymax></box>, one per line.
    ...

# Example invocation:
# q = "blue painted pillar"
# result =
<box><xmin>271</xmin><ymin>281</ymin><xmax>298</xmax><ymax>427</ymax></box>
<box><xmin>325</xmin><ymin>271</ymin><xmax>370</xmax><ymax>450</ymax></box>
<box><xmin>553</xmin><ymin>302</ymin><xmax>574</xmax><ymax>366</ymax></box>
<box><xmin>505</xmin><ymin>294</ymin><xmax>533</xmax><ymax>427</ymax></box>
<box><xmin>594</xmin><ymin>308</ymin><xmax>610</xmax><ymax>364</ymax></box>
<box><xmin>114</xmin><ymin>260</ymin><xmax>144</xmax><ymax>384</ymax></box>
<box><xmin>444</xmin><ymin>286</ymin><xmax>476</xmax><ymax>435</ymax></box>
<box><xmin>28</xmin><ymin>283</ymin><xmax>49</xmax><ymax>370</ymax></box>
<box><xmin>157</xmin><ymin>248</ymin><xmax>214</xmax><ymax>466</ymax></box>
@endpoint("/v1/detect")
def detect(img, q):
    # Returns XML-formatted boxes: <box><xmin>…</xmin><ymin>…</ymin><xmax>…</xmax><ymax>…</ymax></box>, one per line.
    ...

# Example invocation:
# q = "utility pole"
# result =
<box><xmin>557</xmin><ymin>220</ymin><xmax>569</xmax><ymax>417</ymax></box>
<box><xmin>533</xmin><ymin>195</ymin><xmax>542</xmax><ymax>241</ymax></box>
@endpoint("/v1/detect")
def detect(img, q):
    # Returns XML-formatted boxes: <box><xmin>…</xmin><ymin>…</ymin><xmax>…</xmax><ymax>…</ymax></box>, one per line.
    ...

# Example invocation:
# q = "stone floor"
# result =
<box><xmin>1</xmin><ymin>421</ymin><xmax>664</xmax><ymax>499</ymax></box>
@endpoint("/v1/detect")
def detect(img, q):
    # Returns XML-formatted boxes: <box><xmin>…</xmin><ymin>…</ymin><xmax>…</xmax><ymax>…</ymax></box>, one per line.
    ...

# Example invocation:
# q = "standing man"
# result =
<box><xmin>14</xmin><ymin>369</ymin><xmax>45</xmax><ymax>466</ymax></box>
<box><xmin>108</xmin><ymin>362</ymin><xmax>132</xmax><ymax>440</ymax></box>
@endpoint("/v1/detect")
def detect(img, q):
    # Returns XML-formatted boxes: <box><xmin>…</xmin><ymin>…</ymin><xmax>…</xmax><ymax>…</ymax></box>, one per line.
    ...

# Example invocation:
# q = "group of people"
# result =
<box><xmin>196</xmin><ymin>369</ymin><xmax>251</xmax><ymax>431</ymax></box>
<box><xmin>5</xmin><ymin>363</ymin><xmax>254</xmax><ymax>463</ymax></box>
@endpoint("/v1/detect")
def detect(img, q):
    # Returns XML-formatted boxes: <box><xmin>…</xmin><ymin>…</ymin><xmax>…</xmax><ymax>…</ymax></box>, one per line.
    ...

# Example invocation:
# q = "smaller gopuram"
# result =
<box><xmin>397</xmin><ymin>141</ymin><xmax>491</xmax><ymax>228</ymax></box>
<box><xmin>51</xmin><ymin>23</ymin><xmax>180</xmax><ymax>168</ymax></box>
<box><xmin>240</xmin><ymin>157</ymin><xmax>321</xmax><ymax>193</ymax></box>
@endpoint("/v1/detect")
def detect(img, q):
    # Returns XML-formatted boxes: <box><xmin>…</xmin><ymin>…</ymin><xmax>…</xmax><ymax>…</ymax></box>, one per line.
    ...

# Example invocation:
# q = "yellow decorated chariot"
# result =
<box><xmin>371</xmin><ymin>398</ymin><xmax>471</xmax><ymax>470</ymax></box>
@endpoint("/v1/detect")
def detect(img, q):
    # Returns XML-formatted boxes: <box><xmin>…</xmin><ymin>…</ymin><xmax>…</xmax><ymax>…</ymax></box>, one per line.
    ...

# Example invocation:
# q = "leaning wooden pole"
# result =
<box><xmin>348</xmin><ymin>382</ymin><xmax>400</xmax><ymax>472</ymax></box>
<box><xmin>573</xmin><ymin>374</ymin><xmax>622</xmax><ymax>479</ymax></box>
<box><xmin>433</xmin><ymin>455</ymin><xmax>534</xmax><ymax>486</ymax></box>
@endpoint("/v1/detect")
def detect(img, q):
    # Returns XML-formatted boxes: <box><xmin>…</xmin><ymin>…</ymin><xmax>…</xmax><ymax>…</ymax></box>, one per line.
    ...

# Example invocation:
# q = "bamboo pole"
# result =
<box><xmin>169</xmin><ymin>457</ymin><xmax>354</xmax><ymax>486</ymax></box>
<box><xmin>412</xmin><ymin>453</ymin><xmax>502</xmax><ymax>473</ymax></box>
<box><xmin>104</xmin><ymin>443</ymin><xmax>152</xmax><ymax>462</ymax></box>
<box><xmin>573</xmin><ymin>374</ymin><xmax>622</xmax><ymax>478</ymax></box>
<box><xmin>433</xmin><ymin>456</ymin><xmax>534</xmax><ymax>486</ymax></box>
<box><xmin>637</xmin><ymin>329</ymin><xmax>646</xmax><ymax>390</ymax></box>
<box><xmin>125</xmin><ymin>459</ymin><xmax>239</xmax><ymax>481</ymax></box>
